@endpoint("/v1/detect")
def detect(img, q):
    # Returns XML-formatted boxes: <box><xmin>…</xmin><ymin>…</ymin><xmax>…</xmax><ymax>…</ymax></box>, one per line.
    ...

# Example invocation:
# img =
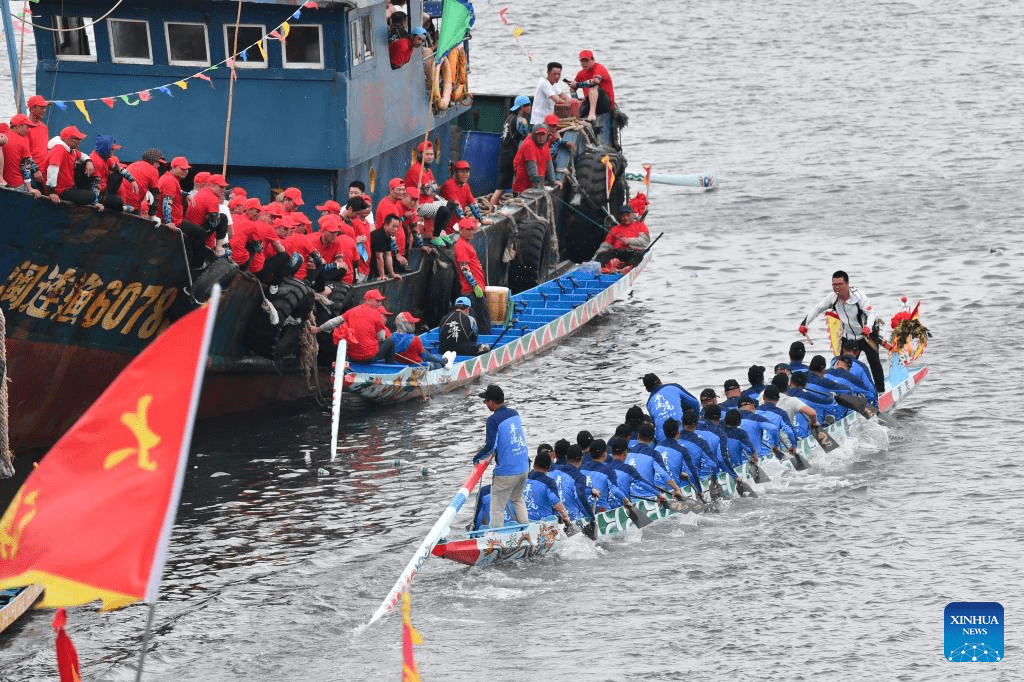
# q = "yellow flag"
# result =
<box><xmin>401</xmin><ymin>590</ymin><xmax>422</xmax><ymax>681</ymax></box>
<box><xmin>174</xmin><ymin>80</ymin><xmax>188</xmax><ymax>90</ymax></box>
<box><xmin>74</xmin><ymin>100</ymin><xmax>91</xmax><ymax>124</ymax></box>
<box><xmin>257</xmin><ymin>39</ymin><xmax>267</xmax><ymax>61</ymax></box>
<box><xmin>281</xmin><ymin>21</ymin><xmax>290</xmax><ymax>39</ymax></box>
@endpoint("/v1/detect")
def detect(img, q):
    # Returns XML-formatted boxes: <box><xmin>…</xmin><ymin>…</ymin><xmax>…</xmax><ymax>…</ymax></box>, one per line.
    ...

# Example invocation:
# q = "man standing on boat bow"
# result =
<box><xmin>799</xmin><ymin>270</ymin><xmax>886</xmax><ymax>392</ymax></box>
<box><xmin>474</xmin><ymin>385</ymin><xmax>530</xmax><ymax>530</ymax></box>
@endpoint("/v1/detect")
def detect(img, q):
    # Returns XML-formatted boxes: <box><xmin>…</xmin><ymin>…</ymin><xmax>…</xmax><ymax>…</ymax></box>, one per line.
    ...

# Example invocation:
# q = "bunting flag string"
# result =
<box><xmin>495</xmin><ymin>5</ymin><xmax>534</xmax><ymax>65</ymax></box>
<box><xmin>46</xmin><ymin>1</ymin><xmax>320</xmax><ymax>124</ymax></box>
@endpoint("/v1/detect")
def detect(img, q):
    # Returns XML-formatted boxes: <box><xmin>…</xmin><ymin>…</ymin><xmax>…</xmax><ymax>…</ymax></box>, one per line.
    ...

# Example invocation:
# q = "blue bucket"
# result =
<box><xmin>459</xmin><ymin>131</ymin><xmax>501</xmax><ymax>196</ymax></box>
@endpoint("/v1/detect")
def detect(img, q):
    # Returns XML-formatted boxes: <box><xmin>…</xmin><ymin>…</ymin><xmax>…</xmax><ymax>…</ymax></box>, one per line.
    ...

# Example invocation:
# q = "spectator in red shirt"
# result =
<box><xmin>45</xmin><ymin>126</ymin><xmax>88</xmax><ymax>200</ymax></box>
<box><xmin>322</xmin><ymin>290</ymin><xmax>396</xmax><ymax>362</ymax></box>
<box><xmin>512</xmin><ymin>125</ymin><xmax>557</xmax><ymax>194</ymax></box>
<box><xmin>89</xmin><ymin>135</ymin><xmax>137</xmax><ymax>212</ymax></box>
<box><xmin>390</xmin><ymin>26</ymin><xmax>427</xmax><ymax>69</ymax></box>
<box><xmin>453</xmin><ymin>217</ymin><xmax>491</xmax><ymax>334</ymax></box>
<box><xmin>277</xmin><ymin>186</ymin><xmax>304</xmax><ymax>213</ymax></box>
<box><xmin>405</xmin><ymin>140</ymin><xmax>436</xmax><ymax>194</ymax></box>
<box><xmin>593</xmin><ymin>204</ymin><xmax>651</xmax><ymax>266</ymax></box>
<box><xmin>440</xmin><ymin>160</ymin><xmax>486</xmax><ymax>226</ymax></box>
<box><xmin>185</xmin><ymin>171</ymin><xmax>230</xmax><ymax>257</ymax></box>
<box><xmin>393</xmin><ymin>311</ymin><xmax>447</xmax><ymax>368</ymax></box>
<box><xmin>1</xmin><ymin>115</ymin><xmax>41</xmax><ymax>196</ymax></box>
<box><xmin>316</xmin><ymin>199</ymin><xmax>342</xmax><ymax>218</ymax></box>
<box><xmin>570</xmin><ymin>49</ymin><xmax>615</xmax><ymax>121</ymax></box>
<box><xmin>121</xmin><ymin>148</ymin><xmax>164</xmax><ymax>216</ymax></box>
<box><xmin>25</xmin><ymin>95</ymin><xmax>51</xmax><ymax>173</ymax></box>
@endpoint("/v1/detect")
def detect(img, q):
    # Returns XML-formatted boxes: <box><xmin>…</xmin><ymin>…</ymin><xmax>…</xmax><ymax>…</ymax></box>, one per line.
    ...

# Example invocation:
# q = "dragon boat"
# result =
<box><xmin>431</xmin><ymin>323</ymin><xmax>929</xmax><ymax>568</ymax></box>
<box><xmin>342</xmin><ymin>250</ymin><xmax>653</xmax><ymax>403</ymax></box>
<box><xmin>0</xmin><ymin>584</ymin><xmax>44</xmax><ymax>634</ymax></box>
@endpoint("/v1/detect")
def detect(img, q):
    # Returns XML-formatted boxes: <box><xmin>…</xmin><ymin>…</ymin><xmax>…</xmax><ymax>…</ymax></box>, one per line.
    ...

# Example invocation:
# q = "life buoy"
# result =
<box><xmin>438</xmin><ymin>53</ymin><xmax>454</xmax><ymax>110</ymax></box>
<box><xmin>430</xmin><ymin>61</ymin><xmax>443</xmax><ymax>109</ymax></box>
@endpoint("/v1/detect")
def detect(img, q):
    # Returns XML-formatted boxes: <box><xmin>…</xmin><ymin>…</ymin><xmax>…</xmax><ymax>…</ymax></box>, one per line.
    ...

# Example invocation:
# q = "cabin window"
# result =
<box><xmin>53</xmin><ymin>17</ymin><xmax>96</xmax><ymax>62</ymax></box>
<box><xmin>283</xmin><ymin>25</ymin><xmax>323</xmax><ymax>69</ymax></box>
<box><xmin>109</xmin><ymin>19</ymin><xmax>153</xmax><ymax>64</ymax></box>
<box><xmin>350</xmin><ymin>15</ymin><xmax>375</xmax><ymax>66</ymax></box>
<box><xmin>224</xmin><ymin>24</ymin><xmax>267</xmax><ymax>68</ymax></box>
<box><xmin>165</xmin><ymin>22</ymin><xmax>210</xmax><ymax>66</ymax></box>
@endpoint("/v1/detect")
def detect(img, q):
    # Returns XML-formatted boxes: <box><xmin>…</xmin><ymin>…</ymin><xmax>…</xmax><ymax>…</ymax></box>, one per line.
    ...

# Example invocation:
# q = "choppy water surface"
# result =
<box><xmin>2</xmin><ymin>1</ymin><xmax>1023</xmax><ymax>679</ymax></box>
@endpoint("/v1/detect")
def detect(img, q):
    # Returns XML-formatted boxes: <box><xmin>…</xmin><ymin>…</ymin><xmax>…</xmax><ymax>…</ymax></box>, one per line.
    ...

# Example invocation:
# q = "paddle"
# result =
<box><xmin>834</xmin><ymin>393</ymin><xmax>897</xmax><ymax>427</ymax></box>
<box><xmin>623</xmin><ymin>500</ymin><xmax>653</xmax><ymax>529</ymax></box>
<box><xmin>735</xmin><ymin>478</ymin><xmax>758</xmax><ymax>498</ymax></box>
<box><xmin>584</xmin><ymin>497</ymin><xmax>599</xmax><ymax>540</ymax></box>
<box><xmin>367</xmin><ymin>455</ymin><xmax>492</xmax><ymax>627</ymax></box>
<box><xmin>329</xmin><ymin>340</ymin><xmax>346</xmax><ymax>461</ymax></box>
<box><xmin>811</xmin><ymin>425</ymin><xmax>840</xmax><ymax>453</ymax></box>
<box><xmin>748</xmin><ymin>457</ymin><xmax>769</xmax><ymax>484</ymax></box>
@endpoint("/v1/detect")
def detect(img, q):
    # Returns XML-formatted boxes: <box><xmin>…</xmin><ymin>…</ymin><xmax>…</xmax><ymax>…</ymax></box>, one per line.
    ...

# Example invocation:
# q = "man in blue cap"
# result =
<box><xmin>593</xmin><ymin>203</ymin><xmax>651</xmax><ymax>266</ymax></box>
<box><xmin>438</xmin><ymin>296</ymin><xmax>491</xmax><ymax>356</ymax></box>
<box><xmin>489</xmin><ymin>94</ymin><xmax>533</xmax><ymax>209</ymax></box>
<box><xmin>473</xmin><ymin>384</ymin><xmax>530</xmax><ymax>530</ymax></box>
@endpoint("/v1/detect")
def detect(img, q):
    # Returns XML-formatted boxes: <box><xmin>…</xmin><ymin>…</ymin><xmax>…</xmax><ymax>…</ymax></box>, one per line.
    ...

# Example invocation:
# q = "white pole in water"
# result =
<box><xmin>330</xmin><ymin>340</ymin><xmax>346</xmax><ymax>461</ymax></box>
<box><xmin>366</xmin><ymin>456</ymin><xmax>492</xmax><ymax>627</ymax></box>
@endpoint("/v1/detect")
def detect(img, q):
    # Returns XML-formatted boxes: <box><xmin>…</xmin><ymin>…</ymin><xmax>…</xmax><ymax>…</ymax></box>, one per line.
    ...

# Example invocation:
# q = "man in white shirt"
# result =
<box><xmin>531</xmin><ymin>62</ymin><xmax>572</xmax><ymax>125</ymax></box>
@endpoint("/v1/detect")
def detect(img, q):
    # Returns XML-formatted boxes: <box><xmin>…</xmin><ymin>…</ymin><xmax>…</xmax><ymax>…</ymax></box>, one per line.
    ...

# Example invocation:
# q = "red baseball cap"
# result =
<box><xmin>398</xmin><ymin>311</ymin><xmax>421</xmax><ymax>324</ymax></box>
<box><xmin>243</xmin><ymin>197</ymin><xmax>262</xmax><ymax>211</ymax></box>
<box><xmin>278</xmin><ymin>214</ymin><xmax>298</xmax><ymax>228</ymax></box>
<box><xmin>194</xmin><ymin>171</ymin><xmax>211</xmax><ymax>184</ymax></box>
<box><xmin>27</xmin><ymin>95</ymin><xmax>49</xmax><ymax>108</ymax></box>
<box><xmin>319</xmin><ymin>215</ymin><xmax>343</xmax><ymax>233</ymax></box>
<box><xmin>9</xmin><ymin>114</ymin><xmax>36</xmax><ymax>127</ymax></box>
<box><xmin>208</xmin><ymin>173</ymin><xmax>229</xmax><ymax>187</ymax></box>
<box><xmin>453</xmin><ymin>160</ymin><xmax>470</xmax><ymax>170</ymax></box>
<box><xmin>262</xmin><ymin>202</ymin><xmax>285</xmax><ymax>217</ymax></box>
<box><xmin>283</xmin><ymin>187</ymin><xmax>304</xmax><ymax>205</ymax></box>
<box><xmin>378</xmin><ymin>307</ymin><xmax>394</xmax><ymax>316</ymax></box>
<box><xmin>228</xmin><ymin>196</ymin><xmax>246</xmax><ymax>210</ymax></box>
<box><xmin>405</xmin><ymin>185</ymin><xmax>420</xmax><ymax>199</ymax></box>
<box><xmin>458</xmin><ymin>217</ymin><xmax>479</xmax><ymax>231</ymax></box>
<box><xmin>416</xmin><ymin>141</ymin><xmax>433</xmax><ymax>153</ymax></box>
<box><xmin>579</xmin><ymin>50</ymin><xmax>595</xmax><ymax>60</ymax></box>
<box><xmin>316</xmin><ymin>200</ymin><xmax>342</xmax><ymax>212</ymax></box>
<box><xmin>170</xmin><ymin>156</ymin><xmax>190</xmax><ymax>170</ymax></box>
<box><xmin>60</xmin><ymin>126</ymin><xmax>87</xmax><ymax>140</ymax></box>
<box><xmin>230</xmin><ymin>187</ymin><xmax>247</xmax><ymax>197</ymax></box>
<box><xmin>364</xmin><ymin>290</ymin><xmax>387</xmax><ymax>301</ymax></box>
<box><xmin>388</xmin><ymin>177</ymin><xmax>405</xmax><ymax>189</ymax></box>
<box><xmin>544</xmin><ymin>114</ymin><xmax>560</xmax><ymax>126</ymax></box>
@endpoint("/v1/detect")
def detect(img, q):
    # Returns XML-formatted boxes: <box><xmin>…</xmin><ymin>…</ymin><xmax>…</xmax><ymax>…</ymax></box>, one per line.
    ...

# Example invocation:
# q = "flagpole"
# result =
<box><xmin>221</xmin><ymin>0</ymin><xmax>244</xmax><ymax>176</ymax></box>
<box><xmin>134</xmin><ymin>285</ymin><xmax>222</xmax><ymax>681</ymax></box>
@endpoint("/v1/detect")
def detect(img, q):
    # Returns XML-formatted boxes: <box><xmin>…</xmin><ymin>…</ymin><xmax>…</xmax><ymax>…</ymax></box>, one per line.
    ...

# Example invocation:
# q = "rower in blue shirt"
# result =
<box><xmin>644</xmin><ymin>372</ymin><xmax>700</xmax><ymax>444</ymax></box>
<box><xmin>560</xmin><ymin>445</ymin><xmax>602</xmax><ymax>517</ymax></box>
<box><xmin>806</xmin><ymin>354</ymin><xmax>857</xmax><ymax>397</ymax></box>
<box><xmin>605</xmin><ymin>436</ymin><xmax>651</xmax><ymax>496</ymax></box>
<box><xmin>737</xmin><ymin>395</ymin><xmax>783</xmax><ymax>458</ymax></box>
<box><xmin>579</xmin><ymin>444</ymin><xmax>626</xmax><ymax>512</ymax></box>
<box><xmin>742</xmin><ymin>364</ymin><xmax>767</xmax><ymax>401</ymax></box>
<box><xmin>654</xmin><ymin>418</ymin><xmax>705</xmax><ymax>498</ymax></box>
<box><xmin>473</xmin><ymin>384</ymin><xmax>530</xmax><ymax>529</ymax></box>
<box><xmin>697</xmin><ymin>405</ymin><xmax>742</xmax><ymax>480</ymax></box>
<box><xmin>679</xmin><ymin>411</ymin><xmax>721</xmax><ymax>479</ymax></box>
<box><xmin>523</xmin><ymin>451</ymin><xmax>573</xmax><ymax>525</ymax></box>
<box><xmin>631</xmin><ymin>423</ymin><xmax>661</xmax><ymax>459</ymax></box>
<box><xmin>757</xmin><ymin>385</ymin><xmax>800</xmax><ymax>451</ymax></box>
<box><xmin>790</xmin><ymin>371</ymin><xmax>845</xmax><ymax>422</ymax></box>
<box><xmin>723</xmin><ymin>409</ymin><xmax>758</xmax><ymax>468</ymax></box>
<box><xmin>787</xmin><ymin>340</ymin><xmax>809</xmax><ymax>373</ymax></box>
<box><xmin>829</xmin><ymin>351</ymin><xmax>877</xmax><ymax>404</ymax></box>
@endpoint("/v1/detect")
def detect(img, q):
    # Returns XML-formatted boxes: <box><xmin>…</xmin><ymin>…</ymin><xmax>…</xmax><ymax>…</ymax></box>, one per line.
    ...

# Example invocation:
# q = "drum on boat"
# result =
<box><xmin>485</xmin><ymin>286</ymin><xmax>509</xmax><ymax>325</ymax></box>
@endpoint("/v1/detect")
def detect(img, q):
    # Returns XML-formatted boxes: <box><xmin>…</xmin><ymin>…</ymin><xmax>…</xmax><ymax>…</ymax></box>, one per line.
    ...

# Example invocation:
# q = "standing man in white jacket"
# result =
<box><xmin>798</xmin><ymin>270</ymin><xmax>885</xmax><ymax>392</ymax></box>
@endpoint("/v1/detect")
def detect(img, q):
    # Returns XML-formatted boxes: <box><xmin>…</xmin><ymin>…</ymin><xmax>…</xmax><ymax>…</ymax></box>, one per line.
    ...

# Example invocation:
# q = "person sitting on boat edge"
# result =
<box><xmin>440</xmin><ymin>160</ymin><xmax>487</xmax><ymax>227</ymax></box>
<box><xmin>524</xmin><ymin>450</ymin><xmax>573</xmax><ymax>526</ymax></box>
<box><xmin>1</xmin><ymin>115</ymin><xmax>42</xmax><ymax>197</ymax></box>
<box><xmin>489</xmin><ymin>94</ymin><xmax>533</xmax><ymax>210</ymax></box>
<box><xmin>369</xmin><ymin>214</ymin><xmax>406</xmax><ymax>281</ymax></box>
<box><xmin>25</xmin><ymin>95</ymin><xmax>51</xmax><ymax>174</ymax></box>
<box><xmin>405</xmin><ymin>140</ymin><xmax>437</xmax><ymax>195</ymax></box>
<box><xmin>121</xmin><ymin>147</ymin><xmax>164</xmax><ymax>216</ymax></box>
<box><xmin>44</xmin><ymin>126</ymin><xmax>89</xmax><ymax>204</ymax></box>
<box><xmin>570</xmin><ymin>49</ymin><xmax>615</xmax><ymax>123</ymax></box>
<box><xmin>185</xmin><ymin>171</ymin><xmax>231</xmax><ymax>258</ymax></box>
<box><xmin>473</xmin><ymin>384</ymin><xmax>531</xmax><ymax>530</ymax></box>
<box><xmin>798</xmin><ymin>270</ymin><xmax>885</xmax><ymax>392</ymax></box>
<box><xmin>593</xmin><ymin>204</ymin><xmax>650</xmax><ymax>267</ymax></box>
<box><xmin>643</xmin><ymin>372</ymin><xmax>701</xmax><ymax>445</ymax></box>
<box><xmin>321</xmin><ymin>290</ymin><xmax>396</xmax><ymax>363</ymax></box>
<box><xmin>438</xmin><ymin>297</ymin><xmax>490</xmax><ymax>357</ymax></box>
<box><xmin>512</xmin><ymin>124</ymin><xmax>559</xmax><ymax>195</ymax></box>
<box><xmin>453</xmin><ymin>217</ymin><xmax>492</xmax><ymax>335</ymax></box>
<box><xmin>393</xmin><ymin>311</ymin><xmax>448</xmax><ymax>369</ymax></box>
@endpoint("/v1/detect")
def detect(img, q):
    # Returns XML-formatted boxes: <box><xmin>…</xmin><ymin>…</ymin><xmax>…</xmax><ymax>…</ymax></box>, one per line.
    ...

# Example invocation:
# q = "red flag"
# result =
<box><xmin>52</xmin><ymin>608</ymin><xmax>81</xmax><ymax>682</ymax></box>
<box><xmin>0</xmin><ymin>296</ymin><xmax>219</xmax><ymax>610</ymax></box>
<box><xmin>401</xmin><ymin>590</ymin><xmax>423</xmax><ymax>682</ymax></box>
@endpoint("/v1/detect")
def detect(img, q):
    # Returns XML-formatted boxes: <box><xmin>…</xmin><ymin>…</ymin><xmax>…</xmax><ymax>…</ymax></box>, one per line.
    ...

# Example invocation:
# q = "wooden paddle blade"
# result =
<box><xmin>583</xmin><ymin>521</ymin><xmax>596</xmax><ymax>540</ymax></box>
<box><xmin>625</xmin><ymin>504</ymin><xmax>653</xmax><ymax>529</ymax></box>
<box><xmin>834</xmin><ymin>393</ymin><xmax>875</xmax><ymax>420</ymax></box>
<box><xmin>791</xmin><ymin>452</ymin><xmax>810</xmax><ymax>471</ymax></box>
<box><xmin>749</xmin><ymin>459</ymin><xmax>769</xmax><ymax>484</ymax></box>
<box><xmin>561</xmin><ymin>518</ymin><xmax>579</xmax><ymax>537</ymax></box>
<box><xmin>736</xmin><ymin>479</ymin><xmax>758</xmax><ymax>498</ymax></box>
<box><xmin>812</xmin><ymin>426</ymin><xmax>840</xmax><ymax>452</ymax></box>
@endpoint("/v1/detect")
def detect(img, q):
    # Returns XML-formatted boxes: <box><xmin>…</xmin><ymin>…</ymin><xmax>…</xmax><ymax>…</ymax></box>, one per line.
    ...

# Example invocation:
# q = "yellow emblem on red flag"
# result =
<box><xmin>0</xmin><ymin>298</ymin><xmax>218</xmax><ymax>610</ymax></box>
<box><xmin>600</xmin><ymin>155</ymin><xmax>615</xmax><ymax>200</ymax></box>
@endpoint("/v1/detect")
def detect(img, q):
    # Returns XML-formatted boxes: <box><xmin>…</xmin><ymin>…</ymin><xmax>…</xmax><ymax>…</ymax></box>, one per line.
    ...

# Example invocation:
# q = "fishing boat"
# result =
<box><xmin>0</xmin><ymin>584</ymin><xmax>44</xmax><ymax>633</ymax></box>
<box><xmin>431</xmin><ymin>342</ymin><xmax>929</xmax><ymax>567</ymax></box>
<box><xmin>342</xmin><ymin>249</ymin><xmax>653</xmax><ymax>402</ymax></box>
<box><xmin>0</xmin><ymin>0</ymin><xmax>639</xmax><ymax>457</ymax></box>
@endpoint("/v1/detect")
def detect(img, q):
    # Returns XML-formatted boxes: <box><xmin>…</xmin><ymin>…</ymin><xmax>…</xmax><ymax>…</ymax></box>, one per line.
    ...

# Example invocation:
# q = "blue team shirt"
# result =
<box><xmin>647</xmin><ymin>383</ymin><xmax>700</xmax><ymax>441</ymax></box>
<box><xmin>475</xmin><ymin>405</ymin><xmax>529</xmax><ymax>476</ymax></box>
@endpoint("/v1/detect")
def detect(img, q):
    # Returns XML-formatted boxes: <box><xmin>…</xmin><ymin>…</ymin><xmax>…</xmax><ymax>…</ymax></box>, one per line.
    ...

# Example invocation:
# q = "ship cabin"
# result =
<box><xmin>29</xmin><ymin>0</ymin><xmax>472</xmax><ymax>209</ymax></box>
